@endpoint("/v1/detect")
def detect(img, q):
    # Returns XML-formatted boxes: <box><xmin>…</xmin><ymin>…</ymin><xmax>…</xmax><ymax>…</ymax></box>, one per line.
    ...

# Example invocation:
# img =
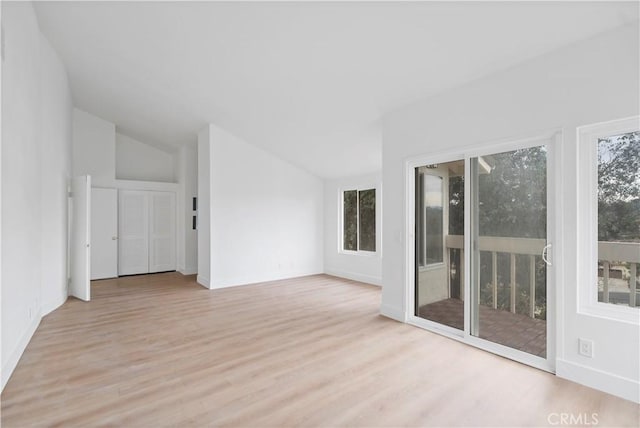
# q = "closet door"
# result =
<box><xmin>149</xmin><ymin>191</ymin><xmax>176</xmax><ymax>273</ymax></box>
<box><xmin>118</xmin><ymin>190</ymin><xmax>149</xmax><ymax>275</ymax></box>
<box><xmin>91</xmin><ymin>188</ymin><xmax>118</xmax><ymax>280</ymax></box>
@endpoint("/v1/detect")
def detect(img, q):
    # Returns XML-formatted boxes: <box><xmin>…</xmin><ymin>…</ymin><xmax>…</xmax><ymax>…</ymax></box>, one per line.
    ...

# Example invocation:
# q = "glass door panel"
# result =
<box><xmin>470</xmin><ymin>146</ymin><xmax>548</xmax><ymax>358</ymax></box>
<box><xmin>415</xmin><ymin>160</ymin><xmax>465</xmax><ymax>330</ymax></box>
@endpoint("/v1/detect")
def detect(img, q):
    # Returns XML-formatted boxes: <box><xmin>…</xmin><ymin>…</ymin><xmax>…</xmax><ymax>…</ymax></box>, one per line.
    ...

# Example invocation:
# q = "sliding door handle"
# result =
<box><xmin>542</xmin><ymin>244</ymin><xmax>552</xmax><ymax>266</ymax></box>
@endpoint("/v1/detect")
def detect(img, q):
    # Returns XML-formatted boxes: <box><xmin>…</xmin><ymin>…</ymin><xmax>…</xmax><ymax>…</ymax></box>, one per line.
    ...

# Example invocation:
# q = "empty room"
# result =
<box><xmin>1</xmin><ymin>1</ymin><xmax>639</xmax><ymax>426</ymax></box>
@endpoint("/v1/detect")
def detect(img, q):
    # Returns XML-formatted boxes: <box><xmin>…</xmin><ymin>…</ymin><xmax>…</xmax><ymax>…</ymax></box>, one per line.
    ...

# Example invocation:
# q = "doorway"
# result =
<box><xmin>415</xmin><ymin>160</ymin><xmax>465</xmax><ymax>331</ymax></box>
<box><xmin>409</xmin><ymin>133</ymin><xmax>557</xmax><ymax>371</ymax></box>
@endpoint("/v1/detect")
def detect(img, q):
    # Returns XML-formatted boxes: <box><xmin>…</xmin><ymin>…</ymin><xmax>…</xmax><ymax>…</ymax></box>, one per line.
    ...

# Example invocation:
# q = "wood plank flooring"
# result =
<box><xmin>2</xmin><ymin>273</ymin><xmax>638</xmax><ymax>427</ymax></box>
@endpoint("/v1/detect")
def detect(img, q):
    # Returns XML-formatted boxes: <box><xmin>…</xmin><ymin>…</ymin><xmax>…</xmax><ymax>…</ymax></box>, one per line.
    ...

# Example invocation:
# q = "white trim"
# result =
<box><xmin>407</xmin><ymin>316</ymin><xmax>464</xmax><ymax>338</ymax></box>
<box><xmin>546</xmin><ymin>132</ymin><xmax>560</xmax><ymax>372</ymax></box>
<box><xmin>404</xmin><ymin>130</ymin><xmax>560</xmax><ymax>373</ymax></box>
<box><xmin>41</xmin><ymin>292</ymin><xmax>68</xmax><ymax>316</ymax></box>
<box><xmin>324</xmin><ymin>269</ymin><xmax>382</xmax><ymax>286</ymax></box>
<box><xmin>380</xmin><ymin>303</ymin><xmax>406</xmax><ymax>322</ymax></box>
<box><xmin>576</xmin><ymin>116</ymin><xmax>640</xmax><ymax>324</ymax></box>
<box><xmin>210</xmin><ymin>270</ymin><xmax>324</xmax><ymax>289</ymax></box>
<box><xmin>178</xmin><ymin>267</ymin><xmax>198</xmax><ymax>276</ymax></box>
<box><xmin>339</xmin><ymin>249</ymin><xmax>378</xmax><ymax>258</ymax></box>
<box><xmin>338</xmin><ymin>183</ymin><xmax>380</xmax><ymax>255</ymax></box>
<box><xmin>552</xmin><ymin>131</ymin><xmax>565</xmax><ymax>365</ymax></box>
<box><xmin>405</xmin><ymin>151</ymin><xmax>467</xmax><ymax>325</ymax></box>
<box><xmin>556</xmin><ymin>359</ymin><xmax>640</xmax><ymax>404</ymax></box>
<box><xmin>403</xmin><ymin>127</ymin><xmax>561</xmax><ymax>171</ymax></box>
<box><xmin>91</xmin><ymin>178</ymin><xmax>179</xmax><ymax>192</ymax></box>
<box><xmin>1</xmin><ymin>310</ymin><xmax>42</xmax><ymax>391</ymax></box>
<box><xmin>463</xmin><ymin>150</ymin><xmax>472</xmax><ymax>335</ymax></box>
<box><xmin>407</xmin><ymin>314</ymin><xmax>554</xmax><ymax>373</ymax></box>
<box><xmin>196</xmin><ymin>274</ymin><xmax>210</xmax><ymax>289</ymax></box>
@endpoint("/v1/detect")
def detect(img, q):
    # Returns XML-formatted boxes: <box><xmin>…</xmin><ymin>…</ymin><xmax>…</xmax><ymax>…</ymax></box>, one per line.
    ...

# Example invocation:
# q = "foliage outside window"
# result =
<box><xmin>343</xmin><ymin>189</ymin><xmax>376</xmax><ymax>252</ymax></box>
<box><xmin>476</xmin><ymin>147</ymin><xmax>548</xmax><ymax>319</ymax></box>
<box><xmin>597</xmin><ymin>131</ymin><xmax>639</xmax><ymax>307</ymax></box>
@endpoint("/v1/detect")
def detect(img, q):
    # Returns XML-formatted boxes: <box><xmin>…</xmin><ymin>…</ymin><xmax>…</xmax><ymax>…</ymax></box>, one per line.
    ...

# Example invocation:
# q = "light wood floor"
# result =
<box><xmin>2</xmin><ymin>273</ymin><xmax>638</xmax><ymax>427</ymax></box>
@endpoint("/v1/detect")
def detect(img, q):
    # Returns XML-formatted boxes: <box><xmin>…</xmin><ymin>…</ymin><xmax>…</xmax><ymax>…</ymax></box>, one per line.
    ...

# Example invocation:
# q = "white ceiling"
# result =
<box><xmin>34</xmin><ymin>1</ymin><xmax>638</xmax><ymax>178</ymax></box>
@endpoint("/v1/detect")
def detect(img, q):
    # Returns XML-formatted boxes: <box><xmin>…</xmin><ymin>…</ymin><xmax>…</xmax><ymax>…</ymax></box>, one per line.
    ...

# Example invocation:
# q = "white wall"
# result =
<box><xmin>198</xmin><ymin>123</ymin><xmax>324</xmax><ymax>288</ymax></box>
<box><xmin>380</xmin><ymin>23</ymin><xmax>639</xmax><ymax>402</ymax></box>
<box><xmin>116</xmin><ymin>133</ymin><xmax>176</xmax><ymax>183</ymax></box>
<box><xmin>176</xmin><ymin>144</ymin><xmax>197</xmax><ymax>275</ymax></box>
<box><xmin>196</xmin><ymin>126</ymin><xmax>211</xmax><ymax>287</ymax></box>
<box><xmin>39</xmin><ymin>34</ymin><xmax>73</xmax><ymax>315</ymax></box>
<box><xmin>72</xmin><ymin>108</ymin><xmax>115</xmax><ymax>185</ymax></box>
<box><xmin>324</xmin><ymin>173</ymin><xmax>382</xmax><ymax>285</ymax></box>
<box><xmin>0</xmin><ymin>1</ymin><xmax>3</xmax><ymax>397</ymax></box>
<box><xmin>1</xmin><ymin>1</ymin><xmax>41</xmax><ymax>391</ymax></box>
<box><xmin>1</xmin><ymin>2</ymin><xmax>72</xmax><ymax>390</ymax></box>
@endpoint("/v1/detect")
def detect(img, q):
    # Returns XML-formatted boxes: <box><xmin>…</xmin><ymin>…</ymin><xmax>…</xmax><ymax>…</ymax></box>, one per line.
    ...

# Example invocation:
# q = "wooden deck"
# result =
<box><xmin>418</xmin><ymin>298</ymin><xmax>547</xmax><ymax>357</ymax></box>
<box><xmin>2</xmin><ymin>273</ymin><xmax>638</xmax><ymax>427</ymax></box>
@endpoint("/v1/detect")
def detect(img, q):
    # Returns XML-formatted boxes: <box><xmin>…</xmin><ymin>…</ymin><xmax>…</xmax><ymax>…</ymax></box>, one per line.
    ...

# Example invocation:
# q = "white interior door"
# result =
<box><xmin>91</xmin><ymin>188</ymin><xmax>118</xmax><ymax>280</ymax></box>
<box><xmin>70</xmin><ymin>175</ymin><xmax>91</xmax><ymax>301</ymax></box>
<box><xmin>149</xmin><ymin>191</ymin><xmax>176</xmax><ymax>273</ymax></box>
<box><xmin>118</xmin><ymin>190</ymin><xmax>149</xmax><ymax>275</ymax></box>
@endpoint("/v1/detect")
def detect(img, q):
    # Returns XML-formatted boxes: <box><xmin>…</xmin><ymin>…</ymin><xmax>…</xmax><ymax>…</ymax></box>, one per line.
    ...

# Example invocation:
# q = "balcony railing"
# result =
<box><xmin>446</xmin><ymin>235</ymin><xmax>545</xmax><ymax>318</ymax></box>
<box><xmin>598</xmin><ymin>242</ymin><xmax>640</xmax><ymax>307</ymax></box>
<box><xmin>445</xmin><ymin>236</ymin><xmax>640</xmax><ymax>318</ymax></box>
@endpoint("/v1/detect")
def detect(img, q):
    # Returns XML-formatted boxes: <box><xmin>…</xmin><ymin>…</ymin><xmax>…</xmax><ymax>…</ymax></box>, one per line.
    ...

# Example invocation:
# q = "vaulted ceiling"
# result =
<box><xmin>34</xmin><ymin>1</ymin><xmax>638</xmax><ymax>178</ymax></box>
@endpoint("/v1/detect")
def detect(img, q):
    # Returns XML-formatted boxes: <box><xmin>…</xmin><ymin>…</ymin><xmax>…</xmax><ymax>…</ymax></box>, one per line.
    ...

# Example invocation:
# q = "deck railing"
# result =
<box><xmin>446</xmin><ymin>236</ymin><xmax>640</xmax><ymax>317</ymax></box>
<box><xmin>598</xmin><ymin>242</ymin><xmax>640</xmax><ymax>307</ymax></box>
<box><xmin>446</xmin><ymin>235</ymin><xmax>545</xmax><ymax>318</ymax></box>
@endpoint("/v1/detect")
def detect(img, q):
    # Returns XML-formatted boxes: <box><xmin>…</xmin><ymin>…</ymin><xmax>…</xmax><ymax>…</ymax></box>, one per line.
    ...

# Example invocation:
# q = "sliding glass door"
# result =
<box><xmin>415</xmin><ymin>160</ymin><xmax>465</xmax><ymax>331</ymax></box>
<box><xmin>470</xmin><ymin>145</ymin><xmax>549</xmax><ymax>358</ymax></box>
<box><xmin>412</xmin><ymin>137</ymin><xmax>554</xmax><ymax>367</ymax></box>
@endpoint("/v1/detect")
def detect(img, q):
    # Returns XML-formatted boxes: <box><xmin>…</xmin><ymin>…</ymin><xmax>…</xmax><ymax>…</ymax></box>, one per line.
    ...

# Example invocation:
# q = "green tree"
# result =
<box><xmin>448</xmin><ymin>146</ymin><xmax>547</xmax><ymax>239</ymax></box>
<box><xmin>597</xmin><ymin>131</ymin><xmax>640</xmax><ymax>242</ymax></box>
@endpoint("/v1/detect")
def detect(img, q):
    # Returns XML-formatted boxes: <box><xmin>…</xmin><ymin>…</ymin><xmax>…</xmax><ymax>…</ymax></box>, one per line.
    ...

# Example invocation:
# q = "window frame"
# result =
<box><xmin>339</xmin><ymin>185</ymin><xmax>379</xmax><ymax>256</ymax></box>
<box><xmin>577</xmin><ymin>116</ymin><xmax>640</xmax><ymax>323</ymax></box>
<box><xmin>416</xmin><ymin>170</ymin><xmax>446</xmax><ymax>270</ymax></box>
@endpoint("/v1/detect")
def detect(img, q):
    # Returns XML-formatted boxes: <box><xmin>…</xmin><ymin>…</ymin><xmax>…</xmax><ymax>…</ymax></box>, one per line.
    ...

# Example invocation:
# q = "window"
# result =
<box><xmin>597</xmin><ymin>131</ymin><xmax>639</xmax><ymax>307</ymax></box>
<box><xmin>342</xmin><ymin>188</ymin><xmax>376</xmax><ymax>252</ymax></box>
<box><xmin>416</xmin><ymin>171</ymin><xmax>443</xmax><ymax>267</ymax></box>
<box><xmin>578</xmin><ymin>116</ymin><xmax>640</xmax><ymax>321</ymax></box>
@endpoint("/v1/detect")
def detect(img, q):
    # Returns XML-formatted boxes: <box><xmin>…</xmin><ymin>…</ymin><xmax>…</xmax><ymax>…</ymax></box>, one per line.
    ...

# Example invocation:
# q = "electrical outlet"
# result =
<box><xmin>579</xmin><ymin>338</ymin><xmax>594</xmax><ymax>358</ymax></box>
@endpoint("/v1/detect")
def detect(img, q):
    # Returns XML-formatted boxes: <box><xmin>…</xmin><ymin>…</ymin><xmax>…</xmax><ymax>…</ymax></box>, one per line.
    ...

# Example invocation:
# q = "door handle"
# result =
<box><xmin>542</xmin><ymin>244</ymin><xmax>552</xmax><ymax>266</ymax></box>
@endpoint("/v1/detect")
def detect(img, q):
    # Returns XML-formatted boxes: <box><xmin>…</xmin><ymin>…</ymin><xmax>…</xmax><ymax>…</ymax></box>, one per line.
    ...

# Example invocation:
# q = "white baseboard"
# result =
<box><xmin>41</xmin><ymin>292</ymin><xmax>67</xmax><ymax>316</ymax></box>
<box><xmin>324</xmin><ymin>268</ymin><xmax>382</xmax><ymax>286</ymax></box>
<box><xmin>556</xmin><ymin>358</ymin><xmax>640</xmax><ymax>403</ymax></box>
<box><xmin>196</xmin><ymin>275</ymin><xmax>210</xmax><ymax>289</ymax></box>
<box><xmin>210</xmin><ymin>270</ymin><xmax>323</xmax><ymax>289</ymax></box>
<box><xmin>2</xmin><ymin>311</ymin><xmax>41</xmax><ymax>392</ymax></box>
<box><xmin>178</xmin><ymin>268</ymin><xmax>198</xmax><ymax>276</ymax></box>
<box><xmin>380</xmin><ymin>303</ymin><xmax>406</xmax><ymax>322</ymax></box>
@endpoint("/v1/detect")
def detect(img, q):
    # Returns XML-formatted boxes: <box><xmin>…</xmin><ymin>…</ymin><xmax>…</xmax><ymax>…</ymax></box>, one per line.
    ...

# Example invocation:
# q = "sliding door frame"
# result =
<box><xmin>404</xmin><ymin>130</ymin><xmax>561</xmax><ymax>373</ymax></box>
<box><xmin>407</xmin><ymin>152</ymin><xmax>467</xmax><ymax>339</ymax></box>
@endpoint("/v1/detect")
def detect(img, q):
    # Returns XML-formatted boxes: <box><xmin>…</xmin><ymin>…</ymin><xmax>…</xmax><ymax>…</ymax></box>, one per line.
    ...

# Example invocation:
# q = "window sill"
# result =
<box><xmin>579</xmin><ymin>302</ymin><xmax>640</xmax><ymax>325</ymax></box>
<box><xmin>340</xmin><ymin>250</ymin><xmax>378</xmax><ymax>257</ymax></box>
